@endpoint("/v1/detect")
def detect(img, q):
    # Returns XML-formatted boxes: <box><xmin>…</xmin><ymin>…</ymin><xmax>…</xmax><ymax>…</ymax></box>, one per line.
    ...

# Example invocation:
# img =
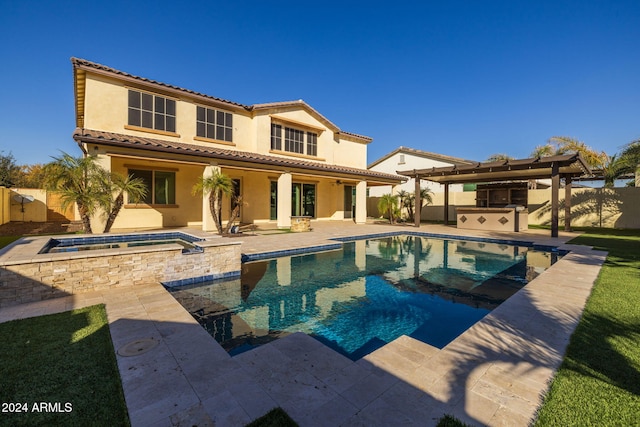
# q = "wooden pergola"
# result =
<box><xmin>397</xmin><ymin>153</ymin><xmax>592</xmax><ymax>237</ymax></box>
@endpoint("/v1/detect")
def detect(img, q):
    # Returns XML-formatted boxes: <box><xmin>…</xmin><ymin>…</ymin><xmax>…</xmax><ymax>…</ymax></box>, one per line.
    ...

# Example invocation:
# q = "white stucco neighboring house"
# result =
<box><xmin>367</xmin><ymin>146</ymin><xmax>476</xmax><ymax>196</ymax></box>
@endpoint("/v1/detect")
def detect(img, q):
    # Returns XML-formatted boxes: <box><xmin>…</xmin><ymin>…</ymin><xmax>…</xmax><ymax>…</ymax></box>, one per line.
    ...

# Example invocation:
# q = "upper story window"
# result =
<box><xmin>128</xmin><ymin>90</ymin><xmax>176</xmax><ymax>133</ymax></box>
<box><xmin>271</xmin><ymin>124</ymin><xmax>282</xmax><ymax>150</ymax></box>
<box><xmin>285</xmin><ymin>128</ymin><xmax>304</xmax><ymax>154</ymax></box>
<box><xmin>196</xmin><ymin>106</ymin><xmax>233</xmax><ymax>142</ymax></box>
<box><xmin>271</xmin><ymin>124</ymin><xmax>318</xmax><ymax>157</ymax></box>
<box><xmin>306</xmin><ymin>132</ymin><xmax>317</xmax><ymax>157</ymax></box>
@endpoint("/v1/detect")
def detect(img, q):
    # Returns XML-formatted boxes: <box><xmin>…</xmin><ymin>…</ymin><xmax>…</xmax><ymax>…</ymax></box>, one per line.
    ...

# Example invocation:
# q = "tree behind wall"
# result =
<box><xmin>0</xmin><ymin>152</ymin><xmax>20</xmax><ymax>187</ymax></box>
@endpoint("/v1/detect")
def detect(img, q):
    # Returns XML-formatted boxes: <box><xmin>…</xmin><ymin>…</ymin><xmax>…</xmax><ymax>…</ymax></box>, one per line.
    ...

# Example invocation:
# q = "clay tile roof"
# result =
<box><xmin>71</xmin><ymin>58</ymin><xmax>373</xmax><ymax>142</ymax></box>
<box><xmin>73</xmin><ymin>128</ymin><xmax>404</xmax><ymax>184</ymax></box>
<box><xmin>71</xmin><ymin>57</ymin><xmax>250</xmax><ymax>110</ymax></box>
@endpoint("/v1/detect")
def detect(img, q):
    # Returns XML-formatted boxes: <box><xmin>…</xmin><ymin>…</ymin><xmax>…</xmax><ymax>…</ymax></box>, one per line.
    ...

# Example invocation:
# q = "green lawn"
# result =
<box><xmin>246</xmin><ymin>407</ymin><xmax>298</xmax><ymax>427</ymax></box>
<box><xmin>0</xmin><ymin>305</ymin><xmax>130</xmax><ymax>427</ymax></box>
<box><xmin>0</xmin><ymin>235</ymin><xmax>20</xmax><ymax>249</ymax></box>
<box><xmin>534</xmin><ymin>228</ymin><xmax>640</xmax><ymax>426</ymax></box>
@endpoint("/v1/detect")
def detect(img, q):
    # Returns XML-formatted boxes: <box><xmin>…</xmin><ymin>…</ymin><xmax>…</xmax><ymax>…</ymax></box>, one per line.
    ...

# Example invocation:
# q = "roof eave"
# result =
<box><xmin>73</xmin><ymin>128</ymin><xmax>402</xmax><ymax>184</ymax></box>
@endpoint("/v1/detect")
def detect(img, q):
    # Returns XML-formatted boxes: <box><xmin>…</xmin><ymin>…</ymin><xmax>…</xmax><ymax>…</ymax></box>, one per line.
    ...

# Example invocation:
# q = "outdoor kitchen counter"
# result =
<box><xmin>456</xmin><ymin>207</ymin><xmax>528</xmax><ymax>232</ymax></box>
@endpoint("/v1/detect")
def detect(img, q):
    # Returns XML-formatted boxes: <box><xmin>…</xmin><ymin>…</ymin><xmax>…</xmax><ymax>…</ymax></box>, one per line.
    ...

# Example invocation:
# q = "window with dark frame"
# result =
<box><xmin>285</xmin><ymin>128</ymin><xmax>304</xmax><ymax>154</ymax></box>
<box><xmin>306</xmin><ymin>132</ymin><xmax>317</xmax><ymax>157</ymax></box>
<box><xmin>271</xmin><ymin>122</ymin><xmax>319</xmax><ymax>157</ymax></box>
<box><xmin>196</xmin><ymin>106</ymin><xmax>233</xmax><ymax>142</ymax></box>
<box><xmin>271</xmin><ymin>124</ymin><xmax>282</xmax><ymax>150</ymax></box>
<box><xmin>128</xmin><ymin>169</ymin><xmax>176</xmax><ymax>205</ymax></box>
<box><xmin>128</xmin><ymin>90</ymin><xmax>176</xmax><ymax>132</ymax></box>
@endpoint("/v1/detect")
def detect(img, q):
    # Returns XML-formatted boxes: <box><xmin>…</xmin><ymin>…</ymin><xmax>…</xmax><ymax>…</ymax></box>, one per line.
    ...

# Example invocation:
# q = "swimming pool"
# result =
<box><xmin>39</xmin><ymin>232</ymin><xmax>204</xmax><ymax>254</ymax></box>
<box><xmin>167</xmin><ymin>234</ymin><xmax>562</xmax><ymax>360</ymax></box>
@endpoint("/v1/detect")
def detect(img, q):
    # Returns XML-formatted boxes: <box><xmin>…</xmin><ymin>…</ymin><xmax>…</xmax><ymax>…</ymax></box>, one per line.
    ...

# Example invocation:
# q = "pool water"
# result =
<box><xmin>39</xmin><ymin>232</ymin><xmax>203</xmax><ymax>254</ymax></box>
<box><xmin>168</xmin><ymin>235</ymin><xmax>561</xmax><ymax>360</ymax></box>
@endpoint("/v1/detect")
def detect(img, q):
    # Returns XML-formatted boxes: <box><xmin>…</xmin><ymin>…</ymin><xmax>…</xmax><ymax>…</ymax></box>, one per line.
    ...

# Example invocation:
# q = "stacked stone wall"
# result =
<box><xmin>0</xmin><ymin>243</ymin><xmax>241</xmax><ymax>308</ymax></box>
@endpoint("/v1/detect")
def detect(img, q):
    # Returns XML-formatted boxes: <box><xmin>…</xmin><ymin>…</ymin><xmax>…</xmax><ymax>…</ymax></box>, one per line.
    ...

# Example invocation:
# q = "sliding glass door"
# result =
<box><xmin>292</xmin><ymin>183</ymin><xmax>315</xmax><ymax>217</ymax></box>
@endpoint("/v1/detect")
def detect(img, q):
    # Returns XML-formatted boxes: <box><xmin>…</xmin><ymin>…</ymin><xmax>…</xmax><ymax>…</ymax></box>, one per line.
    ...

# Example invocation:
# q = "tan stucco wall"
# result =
<box><xmin>88</xmin><ymin>156</ymin><xmax>204</xmax><ymax>232</ymax></box>
<box><xmin>226</xmin><ymin>172</ymin><xmax>351</xmax><ymax>223</ymax></box>
<box><xmin>414</xmin><ymin>187</ymin><xmax>640</xmax><ymax>229</ymax></box>
<box><xmin>82</xmin><ymin>73</ymin><xmax>368</xmax><ymax>171</ymax></box>
<box><xmin>253</xmin><ymin>109</ymin><xmax>367</xmax><ymax>169</ymax></box>
<box><xmin>0</xmin><ymin>187</ymin><xmax>10</xmax><ymax>225</ymax></box>
<box><xmin>333</xmin><ymin>137</ymin><xmax>368</xmax><ymax>169</ymax></box>
<box><xmin>222</xmin><ymin>169</ymin><xmax>271</xmax><ymax>223</ymax></box>
<box><xmin>9</xmin><ymin>188</ymin><xmax>47</xmax><ymax>222</ymax></box>
<box><xmin>528</xmin><ymin>187</ymin><xmax>640</xmax><ymax>229</ymax></box>
<box><xmin>90</xmin><ymin>158</ymin><xmax>358</xmax><ymax>231</ymax></box>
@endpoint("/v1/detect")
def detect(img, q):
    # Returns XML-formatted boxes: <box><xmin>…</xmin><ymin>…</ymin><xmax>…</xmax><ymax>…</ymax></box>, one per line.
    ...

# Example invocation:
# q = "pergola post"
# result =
<box><xmin>564</xmin><ymin>175</ymin><xmax>572</xmax><ymax>232</ymax></box>
<box><xmin>551</xmin><ymin>163</ymin><xmax>559</xmax><ymax>237</ymax></box>
<box><xmin>443</xmin><ymin>183</ymin><xmax>450</xmax><ymax>226</ymax></box>
<box><xmin>414</xmin><ymin>175</ymin><xmax>421</xmax><ymax>227</ymax></box>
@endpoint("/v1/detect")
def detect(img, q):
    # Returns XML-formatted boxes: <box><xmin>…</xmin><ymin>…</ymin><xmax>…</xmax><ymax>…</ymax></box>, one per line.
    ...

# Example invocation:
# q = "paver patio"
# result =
<box><xmin>0</xmin><ymin>222</ymin><xmax>606</xmax><ymax>426</ymax></box>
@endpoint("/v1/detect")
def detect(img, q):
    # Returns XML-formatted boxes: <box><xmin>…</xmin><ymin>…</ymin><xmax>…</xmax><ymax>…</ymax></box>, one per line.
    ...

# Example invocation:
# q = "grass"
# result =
<box><xmin>436</xmin><ymin>414</ymin><xmax>470</xmax><ymax>426</ymax></box>
<box><xmin>0</xmin><ymin>235</ymin><xmax>20</xmax><ymax>249</ymax></box>
<box><xmin>534</xmin><ymin>227</ymin><xmax>640</xmax><ymax>426</ymax></box>
<box><xmin>0</xmin><ymin>304</ymin><xmax>130</xmax><ymax>427</ymax></box>
<box><xmin>245</xmin><ymin>407</ymin><xmax>298</xmax><ymax>426</ymax></box>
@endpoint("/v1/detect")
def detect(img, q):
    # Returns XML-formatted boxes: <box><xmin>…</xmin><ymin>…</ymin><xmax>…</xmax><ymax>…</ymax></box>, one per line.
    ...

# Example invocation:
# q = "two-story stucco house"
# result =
<box><xmin>71</xmin><ymin>58</ymin><xmax>404</xmax><ymax>231</ymax></box>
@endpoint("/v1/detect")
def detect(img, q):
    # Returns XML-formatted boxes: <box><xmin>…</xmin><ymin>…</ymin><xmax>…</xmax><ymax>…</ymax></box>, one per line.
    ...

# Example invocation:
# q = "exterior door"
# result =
<box><xmin>344</xmin><ymin>186</ymin><xmax>353</xmax><ymax>219</ymax></box>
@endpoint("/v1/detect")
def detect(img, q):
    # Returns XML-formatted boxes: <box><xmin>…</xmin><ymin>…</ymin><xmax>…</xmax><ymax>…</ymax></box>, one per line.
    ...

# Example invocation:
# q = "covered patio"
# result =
<box><xmin>398</xmin><ymin>153</ymin><xmax>592</xmax><ymax>237</ymax></box>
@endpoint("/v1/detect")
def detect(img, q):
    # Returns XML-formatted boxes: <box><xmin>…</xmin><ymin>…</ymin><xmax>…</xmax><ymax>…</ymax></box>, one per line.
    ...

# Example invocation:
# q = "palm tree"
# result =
<box><xmin>377</xmin><ymin>194</ymin><xmax>398</xmax><ymax>224</ymax></box>
<box><xmin>417</xmin><ymin>187</ymin><xmax>433</xmax><ymax>222</ymax></box>
<box><xmin>102</xmin><ymin>172</ymin><xmax>147</xmax><ymax>233</ymax></box>
<box><xmin>598</xmin><ymin>154</ymin><xmax>627</xmax><ymax>188</ymax></box>
<box><xmin>548</xmin><ymin>136</ymin><xmax>607</xmax><ymax>169</ymax></box>
<box><xmin>619</xmin><ymin>140</ymin><xmax>640</xmax><ymax>186</ymax></box>
<box><xmin>192</xmin><ymin>170</ymin><xmax>235</xmax><ymax>234</ymax></box>
<box><xmin>397</xmin><ymin>190</ymin><xmax>413</xmax><ymax>221</ymax></box>
<box><xmin>42</xmin><ymin>152</ymin><xmax>109</xmax><ymax>234</ymax></box>
<box><xmin>486</xmin><ymin>153</ymin><xmax>514</xmax><ymax>162</ymax></box>
<box><xmin>530</xmin><ymin>144</ymin><xmax>556</xmax><ymax>158</ymax></box>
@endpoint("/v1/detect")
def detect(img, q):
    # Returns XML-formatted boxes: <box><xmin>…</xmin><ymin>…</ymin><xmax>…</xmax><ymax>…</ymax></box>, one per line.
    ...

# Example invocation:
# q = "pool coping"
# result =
<box><xmin>0</xmin><ymin>230</ymin><xmax>229</xmax><ymax>266</ymax></box>
<box><xmin>0</xmin><ymin>223</ymin><xmax>607</xmax><ymax>426</ymax></box>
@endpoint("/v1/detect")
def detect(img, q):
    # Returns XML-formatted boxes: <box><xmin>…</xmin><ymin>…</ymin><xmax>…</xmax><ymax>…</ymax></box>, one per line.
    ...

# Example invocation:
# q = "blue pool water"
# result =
<box><xmin>39</xmin><ymin>232</ymin><xmax>203</xmax><ymax>254</ymax></box>
<box><xmin>168</xmin><ymin>234</ymin><xmax>561</xmax><ymax>360</ymax></box>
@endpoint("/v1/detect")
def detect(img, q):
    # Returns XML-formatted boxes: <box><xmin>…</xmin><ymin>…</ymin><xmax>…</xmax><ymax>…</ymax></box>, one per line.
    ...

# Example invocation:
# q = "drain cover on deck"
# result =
<box><xmin>117</xmin><ymin>338</ymin><xmax>159</xmax><ymax>357</ymax></box>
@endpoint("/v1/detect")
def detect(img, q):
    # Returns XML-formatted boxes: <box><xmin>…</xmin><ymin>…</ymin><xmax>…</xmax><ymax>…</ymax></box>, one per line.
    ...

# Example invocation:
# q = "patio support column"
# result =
<box><xmin>202</xmin><ymin>164</ymin><xmax>220</xmax><ymax>232</ymax></box>
<box><xmin>93</xmin><ymin>153</ymin><xmax>112</xmax><ymax>234</ymax></box>
<box><xmin>355</xmin><ymin>181</ymin><xmax>367</xmax><ymax>224</ymax></box>
<box><xmin>551</xmin><ymin>162</ymin><xmax>560</xmax><ymax>237</ymax></box>
<box><xmin>414</xmin><ymin>175</ymin><xmax>421</xmax><ymax>227</ymax></box>
<box><xmin>277</xmin><ymin>172</ymin><xmax>292</xmax><ymax>229</ymax></box>
<box><xmin>564</xmin><ymin>176</ymin><xmax>572</xmax><ymax>232</ymax></box>
<box><xmin>443</xmin><ymin>183</ymin><xmax>450</xmax><ymax>226</ymax></box>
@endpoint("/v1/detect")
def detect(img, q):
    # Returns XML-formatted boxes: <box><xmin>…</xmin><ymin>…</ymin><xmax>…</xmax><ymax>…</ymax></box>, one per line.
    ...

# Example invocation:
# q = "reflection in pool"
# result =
<box><xmin>167</xmin><ymin>235</ymin><xmax>561</xmax><ymax>360</ymax></box>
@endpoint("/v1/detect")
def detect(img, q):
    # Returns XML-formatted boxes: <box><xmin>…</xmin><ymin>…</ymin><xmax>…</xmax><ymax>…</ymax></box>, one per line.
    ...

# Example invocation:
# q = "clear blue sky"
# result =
<box><xmin>1</xmin><ymin>0</ymin><xmax>639</xmax><ymax>167</ymax></box>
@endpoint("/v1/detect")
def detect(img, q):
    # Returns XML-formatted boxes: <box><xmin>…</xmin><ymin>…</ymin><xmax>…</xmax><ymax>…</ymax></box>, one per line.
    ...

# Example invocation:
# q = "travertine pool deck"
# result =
<box><xmin>0</xmin><ymin>222</ymin><xmax>607</xmax><ymax>426</ymax></box>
